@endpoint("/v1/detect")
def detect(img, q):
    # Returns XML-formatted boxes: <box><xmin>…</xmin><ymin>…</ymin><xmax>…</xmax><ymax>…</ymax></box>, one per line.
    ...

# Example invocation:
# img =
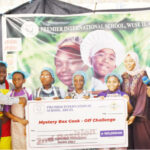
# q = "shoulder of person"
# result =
<box><xmin>97</xmin><ymin>90</ymin><xmax>107</xmax><ymax>97</ymax></box>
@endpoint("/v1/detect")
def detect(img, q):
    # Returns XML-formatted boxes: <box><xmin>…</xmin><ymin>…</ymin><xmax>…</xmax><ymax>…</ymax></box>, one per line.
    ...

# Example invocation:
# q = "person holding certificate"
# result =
<box><xmin>33</xmin><ymin>67</ymin><xmax>65</xmax><ymax>100</ymax></box>
<box><xmin>98</xmin><ymin>73</ymin><xmax>133</xmax><ymax>114</ymax></box>
<box><xmin>97</xmin><ymin>73</ymin><xmax>132</xmax><ymax>150</ymax></box>
<box><xmin>4</xmin><ymin>70</ymin><xmax>32</xmax><ymax>150</ymax></box>
<box><xmin>65</xmin><ymin>71</ymin><xmax>92</xmax><ymax>99</ymax></box>
<box><xmin>121</xmin><ymin>52</ymin><xmax>150</xmax><ymax>149</ymax></box>
<box><xmin>0</xmin><ymin>61</ymin><xmax>26</xmax><ymax>149</ymax></box>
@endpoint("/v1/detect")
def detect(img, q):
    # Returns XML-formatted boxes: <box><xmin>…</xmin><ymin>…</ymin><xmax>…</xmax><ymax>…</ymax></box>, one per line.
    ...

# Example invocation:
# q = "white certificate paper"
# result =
<box><xmin>26</xmin><ymin>98</ymin><xmax>128</xmax><ymax>149</ymax></box>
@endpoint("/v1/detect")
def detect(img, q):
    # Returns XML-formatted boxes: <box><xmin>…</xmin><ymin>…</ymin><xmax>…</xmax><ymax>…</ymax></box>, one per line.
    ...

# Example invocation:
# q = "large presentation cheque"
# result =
<box><xmin>26</xmin><ymin>98</ymin><xmax>128</xmax><ymax>149</ymax></box>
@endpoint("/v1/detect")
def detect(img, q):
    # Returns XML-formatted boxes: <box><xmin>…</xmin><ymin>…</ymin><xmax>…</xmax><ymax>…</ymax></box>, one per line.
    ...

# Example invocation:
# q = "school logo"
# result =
<box><xmin>21</xmin><ymin>21</ymin><xmax>39</xmax><ymax>38</ymax></box>
<box><xmin>110</xmin><ymin>102</ymin><xmax>118</xmax><ymax>111</ymax></box>
<box><xmin>33</xmin><ymin>103</ymin><xmax>45</xmax><ymax>113</ymax></box>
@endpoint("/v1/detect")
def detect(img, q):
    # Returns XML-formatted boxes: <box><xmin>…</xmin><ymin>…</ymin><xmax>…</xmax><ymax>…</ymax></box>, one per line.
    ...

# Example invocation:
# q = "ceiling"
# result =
<box><xmin>0</xmin><ymin>0</ymin><xmax>150</xmax><ymax>14</ymax></box>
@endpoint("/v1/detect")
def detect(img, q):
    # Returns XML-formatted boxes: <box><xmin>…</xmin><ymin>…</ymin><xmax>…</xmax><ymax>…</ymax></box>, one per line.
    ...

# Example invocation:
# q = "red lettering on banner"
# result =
<box><xmin>68</xmin><ymin>119</ymin><xmax>80</xmax><ymax>123</ymax></box>
<box><xmin>93</xmin><ymin>118</ymin><xmax>116</xmax><ymax>122</ymax></box>
<box><xmin>84</xmin><ymin>119</ymin><xmax>92</xmax><ymax>122</ymax></box>
<box><xmin>58</xmin><ymin>120</ymin><xmax>67</xmax><ymax>123</ymax></box>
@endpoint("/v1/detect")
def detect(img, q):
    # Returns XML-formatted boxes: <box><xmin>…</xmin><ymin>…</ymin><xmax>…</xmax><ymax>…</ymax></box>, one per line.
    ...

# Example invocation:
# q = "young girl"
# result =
<box><xmin>98</xmin><ymin>73</ymin><xmax>133</xmax><ymax>114</ymax></box>
<box><xmin>33</xmin><ymin>67</ymin><xmax>65</xmax><ymax>100</ymax></box>
<box><xmin>4</xmin><ymin>70</ymin><xmax>32</xmax><ymax>149</ymax></box>
<box><xmin>65</xmin><ymin>71</ymin><xmax>92</xmax><ymax>99</ymax></box>
<box><xmin>97</xmin><ymin>73</ymin><xmax>133</xmax><ymax>150</ymax></box>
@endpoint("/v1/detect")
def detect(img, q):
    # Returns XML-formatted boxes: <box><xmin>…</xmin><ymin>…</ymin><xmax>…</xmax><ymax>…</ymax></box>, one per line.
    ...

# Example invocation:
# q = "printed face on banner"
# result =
<box><xmin>55</xmin><ymin>48</ymin><xmax>88</xmax><ymax>91</ymax></box>
<box><xmin>91</xmin><ymin>48</ymin><xmax>116</xmax><ymax>78</ymax></box>
<box><xmin>2</xmin><ymin>12</ymin><xmax>150</xmax><ymax>92</ymax></box>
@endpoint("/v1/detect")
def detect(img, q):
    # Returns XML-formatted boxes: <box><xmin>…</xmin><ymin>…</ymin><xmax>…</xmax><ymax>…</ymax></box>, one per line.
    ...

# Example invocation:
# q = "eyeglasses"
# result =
<box><xmin>40</xmin><ymin>75</ymin><xmax>51</xmax><ymax>79</ymax></box>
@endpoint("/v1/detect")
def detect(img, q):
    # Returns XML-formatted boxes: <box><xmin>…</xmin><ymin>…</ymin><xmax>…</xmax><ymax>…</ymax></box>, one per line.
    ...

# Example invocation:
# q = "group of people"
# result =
<box><xmin>0</xmin><ymin>50</ymin><xmax>150</xmax><ymax>150</ymax></box>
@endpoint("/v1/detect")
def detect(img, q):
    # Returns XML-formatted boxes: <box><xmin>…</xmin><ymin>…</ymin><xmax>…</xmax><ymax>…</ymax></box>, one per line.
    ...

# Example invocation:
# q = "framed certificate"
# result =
<box><xmin>26</xmin><ymin>98</ymin><xmax>128</xmax><ymax>149</ymax></box>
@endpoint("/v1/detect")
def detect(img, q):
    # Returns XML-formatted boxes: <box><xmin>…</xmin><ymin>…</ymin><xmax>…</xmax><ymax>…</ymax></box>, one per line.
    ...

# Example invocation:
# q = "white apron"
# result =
<box><xmin>10</xmin><ymin>89</ymin><xmax>28</xmax><ymax>150</ymax></box>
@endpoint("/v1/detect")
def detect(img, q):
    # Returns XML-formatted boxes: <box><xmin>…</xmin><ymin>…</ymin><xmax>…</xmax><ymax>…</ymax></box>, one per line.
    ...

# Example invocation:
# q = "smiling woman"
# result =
<box><xmin>121</xmin><ymin>52</ymin><xmax>150</xmax><ymax>149</ymax></box>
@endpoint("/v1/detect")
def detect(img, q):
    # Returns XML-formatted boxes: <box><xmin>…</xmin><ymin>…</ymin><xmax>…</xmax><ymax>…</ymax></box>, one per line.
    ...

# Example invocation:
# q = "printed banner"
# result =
<box><xmin>2</xmin><ymin>12</ymin><xmax>150</xmax><ymax>91</ymax></box>
<box><xmin>26</xmin><ymin>98</ymin><xmax>128</xmax><ymax>149</ymax></box>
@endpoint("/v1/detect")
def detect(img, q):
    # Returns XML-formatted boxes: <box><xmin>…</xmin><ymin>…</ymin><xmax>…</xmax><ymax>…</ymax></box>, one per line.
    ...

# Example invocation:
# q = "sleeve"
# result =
<box><xmin>97</xmin><ymin>91</ymin><xmax>107</xmax><ymax>97</ymax></box>
<box><xmin>28</xmin><ymin>93</ymin><xmax>33</xmax><ymax>100</ymax></box>
<box><xmin>0</xmin><ymin>93</ymin><xmax>19</xmax><ymax>105</ymax></box>
<box><xmin>132</xmin><ymin>71</ymin><xmax>147</xmax><ymax>117</ymax></box>
<box><xmin>3</xmin><ymin>105</ymin><xmax>11</xmax><ymax>112</ymax></box>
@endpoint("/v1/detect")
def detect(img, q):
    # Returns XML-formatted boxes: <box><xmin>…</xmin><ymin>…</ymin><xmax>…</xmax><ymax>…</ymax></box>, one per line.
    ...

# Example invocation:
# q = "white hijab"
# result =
<box><xmin>124</xmin><ymin>52</ymin><xmax>144</xmax><ymax>76</ymax></box>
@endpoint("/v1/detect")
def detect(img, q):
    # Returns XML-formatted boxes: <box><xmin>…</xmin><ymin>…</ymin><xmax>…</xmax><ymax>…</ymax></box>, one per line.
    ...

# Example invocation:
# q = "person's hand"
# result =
<box><xmin>123</xmin><ymin>94</ymin><xmax>129</xmax><ymax>101</ymax></box>
<box><xmin>83</xmin><ymin>95</ymin><xmax>90</xmax><ymax>99</ymax></box>
<box><xmin>65</xmin><ymin>96</ymin><xmax>72</xmax><ymax>99</ymax></box>
<box><xmin>128</xmin><ymin>116</ymin><xmax>136</xmax><ymax>125</ymax></box>
<box><xmin>147</xmin><ymin>86</ymin><xmax>150</xmax><ymax>97</ymax></box>
<box><xmin>99</xmin><ymin>96</ymin><xmax>105</xmax><ymax>100</ymax></box>
<box><xmin>19</xmin><ymin>97</ymin><xmax>27</xmax><ymax>107</ymax></box>
<box><xmin>18</xmin><ymin>119</ymin><xmax>29</xmax><ymax>126</ymax></box>
<box><xmin>53</xmin><ymin>97</ymin><xmax>59</xmax><ymax>100</ymax></box>
<box><xmin>35</xmin><ymin>97</ymin><xmax>42</xmax><ymax>101</ymax></box>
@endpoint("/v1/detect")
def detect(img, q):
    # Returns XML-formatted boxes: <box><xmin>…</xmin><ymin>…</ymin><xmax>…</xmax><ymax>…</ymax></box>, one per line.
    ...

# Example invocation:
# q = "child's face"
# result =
<box><xmin>0</xmin><ymin>66</ymin><xmax>7</xmax><ymax>84</ymax></box>
<box><xmin>12</xmin><ymin>73</ymin><xmax>25</xmax><ymax>89</ymax></box>
<box><xmin>107</xmin><ymin>76</ymin><xmax>120</xmax><ymax>92</ymax></box>
<box><xmin>74</xmin><ymin>75</ymin><xmax>84</xmax><ymax>91</ymax></box>
<box><xmin>91</xmin><ymin>49</ymin><xmax>116</xmax><ymax>78</ymax></box>
<box><xmin>40</xmin><ymin>70</ymin><xmax>54</xmax><ymax>87</ymax></box>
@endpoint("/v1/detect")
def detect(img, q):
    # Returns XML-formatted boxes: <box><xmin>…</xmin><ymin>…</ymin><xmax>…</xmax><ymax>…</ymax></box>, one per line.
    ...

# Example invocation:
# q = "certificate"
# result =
<box><xmin>26</xmin><ymin>98</ymin><xmax>128</xmax><ymax>149</ymax></box>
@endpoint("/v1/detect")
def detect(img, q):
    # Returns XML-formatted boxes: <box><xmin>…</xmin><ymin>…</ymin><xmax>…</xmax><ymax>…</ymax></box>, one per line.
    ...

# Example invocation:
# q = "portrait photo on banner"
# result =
<box><xmin>2</xmin><ymin>11</ymin><xmax>150</xmax><ymax>92</ymax></box>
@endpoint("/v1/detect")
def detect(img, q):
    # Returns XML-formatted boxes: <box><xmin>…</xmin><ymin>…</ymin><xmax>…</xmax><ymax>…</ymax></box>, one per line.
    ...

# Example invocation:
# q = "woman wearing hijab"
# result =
<box><xmin>121</xmin><ymin>52</ymin><xmax>150</xmax><ymax>149</ymax></box>
<box><xmin>65</xmin><ymin>71</ymin><xmax>92</xmax><ymax>99</ymax></box>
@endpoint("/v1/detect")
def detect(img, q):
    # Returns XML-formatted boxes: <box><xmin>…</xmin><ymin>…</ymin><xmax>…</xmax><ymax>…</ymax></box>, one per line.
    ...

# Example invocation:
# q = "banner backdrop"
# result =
<box><xmin>2</xmin><ymin>11</ymin><xmax>150</xmax><ymax>92</ymax></box>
